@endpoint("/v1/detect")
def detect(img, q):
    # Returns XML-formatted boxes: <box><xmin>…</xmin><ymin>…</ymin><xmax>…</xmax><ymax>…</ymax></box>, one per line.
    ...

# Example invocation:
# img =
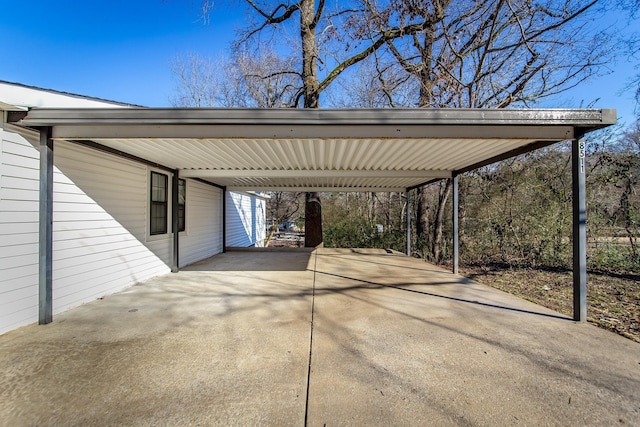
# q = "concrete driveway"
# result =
<box><xmin>0</xmin><ymin>248</ymin><xmax>638</xmax><ymax>426</ymax></box>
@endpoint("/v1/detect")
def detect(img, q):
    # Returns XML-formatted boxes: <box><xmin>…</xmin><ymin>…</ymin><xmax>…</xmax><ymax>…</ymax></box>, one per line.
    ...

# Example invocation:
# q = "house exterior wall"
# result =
<box><xmin>179</xmin><ymin>179</ymin><xmax>223</xmax><ymax>267</ymax></box>
<box><xmin>0</xmin><ymin>82</ymin><xmax>225</xmax><ymax>335</ymax></box>
<box><xmin>225</xmin><ymin>192</ymin><xmax>266</xmax><ymax>248</ymax></box>
<box><xmin>52</xmin><ymin>141</ymin><xmax>173</xmax><ymax>312</ymax></box>
<box><xmin>0</xmin><ymin>125</ymin><xmax>225</xmax><ymax>335</ymax></box>
<box><xmin>0</xmin><ymin>123</ymin><xmax>42</xmax><ymax>334</ymax></box>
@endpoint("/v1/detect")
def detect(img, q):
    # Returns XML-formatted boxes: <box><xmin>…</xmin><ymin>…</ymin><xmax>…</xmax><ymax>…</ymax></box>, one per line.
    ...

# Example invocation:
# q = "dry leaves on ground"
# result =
<box><xmin>461</xmin><ymin>266</ymin><xmax>640</xmax><ymax>343</ymax></box>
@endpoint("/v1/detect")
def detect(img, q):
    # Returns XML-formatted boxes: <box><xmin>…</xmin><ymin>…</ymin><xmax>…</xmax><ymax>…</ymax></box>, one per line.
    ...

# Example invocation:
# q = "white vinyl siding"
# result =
<box><xmin>50</xmin><ymin>141</ymin><xmax>171</xmax><ymax>313</ymax></box>
<box><xmin>179</xmin><ymin>180</ymin><xmax>223</xmax><ymax>267</ymax></box>
<box><xmin>0</xmin><ymin>131</ymin><xmax>226</xmax><ymax>335</ymax></box>
<box><xmin>0</xmin><ymin>82</ymin><xmax>177</xmax><ymax>335</ymax></box>
<box><xmin>0</xmin><ymin>126</ymin><xmax>40</xmax><ymax>334</ymax></box>
<box><xmin>226</xmin><ymin>192</ymin><xmax>266</xmax><ymax>248</ymax></box>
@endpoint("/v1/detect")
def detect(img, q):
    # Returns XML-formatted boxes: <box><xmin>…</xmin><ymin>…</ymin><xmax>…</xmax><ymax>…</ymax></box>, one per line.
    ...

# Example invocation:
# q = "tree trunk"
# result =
<box><xmin>300</xmin><ymin>0</ymin><xmax>323</xmax><ymax>244</ymax></box>
<box><xmin>432</xmin><ymin>179</ymin><xmax>452</xmax><ymax>263</ymax></box>
<box><xmin>300</xmin><ymin>0</ymin><xmax>319</xmax><ymax>108</ymax></box>
<box><xmin>621</xmin><ymin>178</ymin><xmax>638</xmax><ymax>259</ymax></box>
<box><xmin>305</xmin><ymin>192</ymin><xmax>323</xmax><ymax>247</ymax></box>
<box><xmin>416</xmin><ymin>186</ymin><xmax>430</xmax><ymax>257</ymax></box>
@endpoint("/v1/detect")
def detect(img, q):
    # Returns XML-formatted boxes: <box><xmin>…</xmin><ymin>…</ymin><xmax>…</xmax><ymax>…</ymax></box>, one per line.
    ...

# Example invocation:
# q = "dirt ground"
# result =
<box><xmin>461</xmin><ymin>266</ymin><xmax>640</xmax><ymax>343</ymax></box>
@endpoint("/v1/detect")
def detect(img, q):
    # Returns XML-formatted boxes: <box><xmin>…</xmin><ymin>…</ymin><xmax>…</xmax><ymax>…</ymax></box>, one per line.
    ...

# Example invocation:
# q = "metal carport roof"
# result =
<box><xmin>5</xmin><ymin>107</ymin><xmax>617</xmax><ymax>324</ymax></box>
<box><xmin>8</xmin><ymin>108</ymin><xmax>616</xmax><ymax>192</ymax></box>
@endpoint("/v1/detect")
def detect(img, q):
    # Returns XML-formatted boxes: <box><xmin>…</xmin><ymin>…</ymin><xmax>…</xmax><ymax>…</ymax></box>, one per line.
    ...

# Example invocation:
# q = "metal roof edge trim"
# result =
<box><xmin>9</xmin><ymin>108</ymin><xmax>617</xmax><ymax>129</ymax></box>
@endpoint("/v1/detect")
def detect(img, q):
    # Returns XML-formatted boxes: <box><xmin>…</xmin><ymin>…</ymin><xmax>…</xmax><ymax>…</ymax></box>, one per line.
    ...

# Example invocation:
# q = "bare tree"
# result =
<box><xmin>170</xmin><ymin>48</ymin><xmax>299</xmax><ymax>108</ymax></box>
<box><xmin>212</xmin><ymin>0</ymin><xmax>424</xmax><ymax>108</ymax></box>
<box><xmin>265</xmin><ymin>192</ymin><xmax>303</xmax><ymax>245</ymax></box>
<box><xmin>198</xmin><ymin>0</ymin><xmax>415</xmax><ymax>245</ymax></box>
<box><xmin>353</xmin><ymin>0</ymin><xmax>608</xmax><ymax>108</ymax></box>
<box><xmin>594</xmin><ymin>122</ymin><xmax>640</xmax><ymax>258</ymax></box>
<box><xmin>191</xmin><ymin>0</ymin><xmax>612</xmax><ymax>256</ymax></box>
<box><xmin>234</xmin><ymin>49</ymin><xmax>300</xmax><ymax>108</ymax></box>
<box><xmin>328</xmin><ymin>55</ymin><xmax>414</xmax><ymax>108</ymax></box>
<box><xmin>341</xmin><ymin>0</ymin><xmax>611</xmax><ymax>262</ymax></box>
<box><xmin>623</xmin><ymin>10</ymin><xmax>640</xmax><ymax>117</ymax></box>
<box><xmin>169</xmin><ymin>52</ymin><xmax>219</xmax><ymax>107</ymax></box>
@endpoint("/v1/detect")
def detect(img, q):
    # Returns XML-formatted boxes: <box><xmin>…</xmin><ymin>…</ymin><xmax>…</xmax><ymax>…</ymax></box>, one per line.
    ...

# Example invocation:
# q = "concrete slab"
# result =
<box><xmin>0</xmin><ymin>248</ymin><xmax>638</xmax><ymax>426</ymax></box>
<box><xmin>307</xmin><ymin>249</ymin><xmax>640</xmax><ymax>426</ymax></box>
<box><xmin>0</xmin><ymin>251</ymin><xmax>314</xmax><ymax>426</ymax></box>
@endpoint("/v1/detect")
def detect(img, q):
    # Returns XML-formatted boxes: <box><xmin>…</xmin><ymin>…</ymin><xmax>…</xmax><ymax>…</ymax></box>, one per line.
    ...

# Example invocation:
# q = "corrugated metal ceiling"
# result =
<box><xmin>86</xmin><ymin>137</ymin><xmax>539</xmax><ymax>191</ymax></box>
<box><xmin>9</xmin><ymin>108</ymin><xmax>616</xmax><ymax>192</ymax></box>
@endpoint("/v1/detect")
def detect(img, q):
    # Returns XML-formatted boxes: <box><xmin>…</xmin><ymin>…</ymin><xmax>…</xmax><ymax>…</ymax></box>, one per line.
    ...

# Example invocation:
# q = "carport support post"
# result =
<box><xmin>39</xmin><ymin>127</ymin><xmax>53</xmax><ymax>324</ymax></box>
<box><xmin>222</xmin><ymin>187</ymin><xmax>227</xmax><ymax>253</ymax></box>
<box><xmin>572</xmin><ymin>134</ymin><xmax>587</xmax><ymax>322</ymax></box>
<box><xmin>171</xmin><ymin>169</ymin><xmax>179</xmax><ymax>273</ymax></box>
<box><xmin>452</xmin><ymin>174</ymin><xmax>459</xmax><ymax>275</ymax></box>
<box><xmin>406</xmin><ymin>190</ymin><xmax>411</xmax><ymax>256</ymax></box>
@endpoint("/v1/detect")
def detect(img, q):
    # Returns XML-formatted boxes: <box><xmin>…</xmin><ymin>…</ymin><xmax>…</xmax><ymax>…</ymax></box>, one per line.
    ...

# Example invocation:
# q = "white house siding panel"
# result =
<box><xmin>256</xmin><ymin>197</ymin><xmax>266</xmax><ymax>245</ymax></box>
<box><xmin>179</xmin><ymin>180</ymin><xmax>223</xmax><ymax>268</ymax></box>
<box><xmin>51</xmin><ymin>141</ymin><xmax>171</xmax><ymax>313</ymax></box>
<box><xmin>0</xmin><ymin>125</ymin><xmax>40</xmax><ymax>334</ymax></box>
<box><xmin>226</xmin><ymin>192</ymin><xmax>266</xmax><ymax>248</ymax></box>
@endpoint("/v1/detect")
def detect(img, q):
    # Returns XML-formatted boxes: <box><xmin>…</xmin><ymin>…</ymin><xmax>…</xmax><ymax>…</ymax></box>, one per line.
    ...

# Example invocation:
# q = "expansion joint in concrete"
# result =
<box><xmin>304</xmin><ymin>251</ymin><xmax>318</xmax><ymax>426</ymax></box>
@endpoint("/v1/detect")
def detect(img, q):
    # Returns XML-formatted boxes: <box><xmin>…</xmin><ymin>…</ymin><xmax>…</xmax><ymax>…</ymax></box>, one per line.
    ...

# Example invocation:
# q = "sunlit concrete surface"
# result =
<box><xmin>1</xmin><ymin>248</ymin><xmax>638</xmax><ymax>426</ymax></box>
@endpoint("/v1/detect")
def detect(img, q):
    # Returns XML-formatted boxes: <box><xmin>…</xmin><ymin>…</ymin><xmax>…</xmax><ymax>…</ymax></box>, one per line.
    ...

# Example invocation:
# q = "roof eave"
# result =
<box><xmin>7</xmin><ymin>107</ymin><xmax>617</xmax><ymax>132</ymax></box>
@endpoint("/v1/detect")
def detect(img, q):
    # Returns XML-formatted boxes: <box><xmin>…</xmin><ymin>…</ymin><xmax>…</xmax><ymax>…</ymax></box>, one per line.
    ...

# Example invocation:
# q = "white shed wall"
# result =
<box><xmin>226</xmin><ymin>192</ymin><xmax>266</xmax><ymax>248</ymax></box>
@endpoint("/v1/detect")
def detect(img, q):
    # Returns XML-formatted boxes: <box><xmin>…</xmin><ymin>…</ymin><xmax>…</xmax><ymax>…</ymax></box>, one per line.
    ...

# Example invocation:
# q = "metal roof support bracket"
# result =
<box><xmin>572</xmin><ymin>133</ymin><xmax>588</xmax><ymax>321</ymax></box>
<box><xmin>38</xmin><ymin>127</ymin><xmax>53</xmax><ymax>324</ymax></box>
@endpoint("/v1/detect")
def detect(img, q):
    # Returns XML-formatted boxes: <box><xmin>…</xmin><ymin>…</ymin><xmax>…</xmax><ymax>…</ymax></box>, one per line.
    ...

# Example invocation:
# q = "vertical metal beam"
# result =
<box><xmin>406</xmin><ymin>190</ymin><xmax>411</xmax><ymax>256</ymax></box>
<box><xmin>452</xmin><ymin>174</ymin><xmax>459</xmax><ymax>275</ymax></box>
<box><xmin>222</xmin><ymin>187</ymin><xmax>227</xmax><ymax>253</ymax></box>
<box><xmin>171</xmin><ymin>170</ymin><xmax>179</xmax><ymax>273</ymax></box>
<box><xmin>39</xmin><ymin>127</ymin><xmax>53</xmax><ymax>324</ymax></box>
<box><xmin>572</xmin><ymin>134</ymin><xmax>587</xmax><ymax>321</ymax></box>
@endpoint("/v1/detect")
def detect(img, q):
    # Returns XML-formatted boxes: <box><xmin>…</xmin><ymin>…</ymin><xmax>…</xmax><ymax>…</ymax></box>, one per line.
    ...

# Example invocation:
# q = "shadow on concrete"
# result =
<box><xmin>313</xmin><ymin>269</ymin><xmax>572</xmax><ymax>321</ymax></box>
<box><xmin>184</xmin><ymin>248</ymin><xmax>314</xmax><ymax>272</ymax></box>
<box><xmin>2</xmin><ymin>249</ymin><xmax>639</xmax><ymax>426</ymax></box>
<box><xmin>319</xmin><ymin>250</ymin><xmax>451</xmax><ymax>274</ymax></box>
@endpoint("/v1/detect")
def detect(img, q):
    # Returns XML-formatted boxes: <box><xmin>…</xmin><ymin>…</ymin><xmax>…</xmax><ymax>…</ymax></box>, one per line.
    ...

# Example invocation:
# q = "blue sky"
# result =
<box><xmin>1</xmin><ymin>0</ymin><xmax>638</xmax><ymax>125</ymax></box>
<box><xmin>0</xmin><ymin>0</ymin><xmax>237</xmax><ymax>106</ymax></box>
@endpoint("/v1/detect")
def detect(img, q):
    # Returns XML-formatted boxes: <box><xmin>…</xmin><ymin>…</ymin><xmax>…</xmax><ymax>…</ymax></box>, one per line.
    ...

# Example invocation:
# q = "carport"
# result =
<box><xmin>7</xmin><ymin>107</ymin><xmax>617</xmax><ymax>324</ymax></box>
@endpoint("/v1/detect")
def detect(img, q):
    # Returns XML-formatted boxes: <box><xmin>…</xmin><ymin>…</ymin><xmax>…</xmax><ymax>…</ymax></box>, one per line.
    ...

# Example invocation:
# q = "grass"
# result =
<box><xmin>461</xmin><ymin>265</ymin><xmax>640</xmax><ymax>343</ymax></box>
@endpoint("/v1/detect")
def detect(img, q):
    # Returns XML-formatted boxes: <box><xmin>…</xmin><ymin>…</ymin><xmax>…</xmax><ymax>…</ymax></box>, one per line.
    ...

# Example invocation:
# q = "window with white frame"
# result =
<box><xmin>150</xmin><ymin>171</ymin><xmax>168</xmax><ymax>235</ymax></box>
<box><xmin>178</xmin><ymin>178</ymin><xmax>186</xmax><ymax>232</ymax></box>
